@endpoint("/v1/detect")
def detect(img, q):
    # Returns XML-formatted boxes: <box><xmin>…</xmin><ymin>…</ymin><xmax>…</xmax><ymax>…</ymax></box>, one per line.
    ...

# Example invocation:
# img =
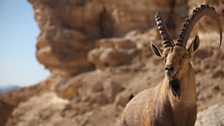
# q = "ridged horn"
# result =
<box><xmin>155</xmin><ymin>12</ymin><xmax>173</xmax><ymax>48</ymax></box>
<box><xmin>176</xmin><ymin>4</ymin><xmax>222</xmax><ymax>47</ymax></box>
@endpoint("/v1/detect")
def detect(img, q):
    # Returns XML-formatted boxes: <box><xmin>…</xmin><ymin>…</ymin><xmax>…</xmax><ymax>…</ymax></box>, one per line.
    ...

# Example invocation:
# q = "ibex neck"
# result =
<box><xmin>151</xmin><ymin>68</ymin><xmax>197</xmax><ymax>126</ymax></box>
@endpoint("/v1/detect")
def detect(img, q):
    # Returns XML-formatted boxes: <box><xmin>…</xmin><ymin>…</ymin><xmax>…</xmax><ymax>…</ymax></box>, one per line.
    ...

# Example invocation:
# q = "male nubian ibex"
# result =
<box><xmin>121</xmin><ymin>4</ymin><xmax>222</xmax><ymax>126</ymax></box>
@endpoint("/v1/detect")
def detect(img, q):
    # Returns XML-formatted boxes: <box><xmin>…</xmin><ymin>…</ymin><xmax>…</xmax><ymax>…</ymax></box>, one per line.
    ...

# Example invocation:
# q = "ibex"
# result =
<box><xmin>121</xmin><ymin>4</ymin><xmax>222</xmax><ymax>126</ymax></box>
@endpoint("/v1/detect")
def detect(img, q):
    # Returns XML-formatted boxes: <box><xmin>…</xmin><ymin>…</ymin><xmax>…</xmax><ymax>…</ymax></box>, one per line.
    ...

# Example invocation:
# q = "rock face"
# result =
<box><xmin>29</xmin><ymin>0</ymin><xmax>189</xmax><ymax>75</ymax></box>
<box><xmin>28</xmin><ymin>0</ymin><xmax>224</xmax><ymax>76</ymax></box>
<box><xmin>1</xmin><ymin>0</ymin><xmax>224</xmax><ymax>126</ymax></box>
<box><xmin>6</xmin><ymin>93</ymin><xmax>69</xmax><ymax>126</ymax></box>
<box><xmin>195</xmin><ymin>104</ymin><xmax>224</xmax><ymax>126</ymax></box>
<box><xmin>88</xmin><ymin>38</ymin><xmax>138</xmax><ymax>67</ymax></box>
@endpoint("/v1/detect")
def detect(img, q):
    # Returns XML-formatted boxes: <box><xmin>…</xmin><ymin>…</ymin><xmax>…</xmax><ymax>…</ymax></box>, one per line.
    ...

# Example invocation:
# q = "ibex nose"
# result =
<box><xmin>165</xmin><ymin>65</ymin><xmax>174</xmax><ymax>75</ymax></box>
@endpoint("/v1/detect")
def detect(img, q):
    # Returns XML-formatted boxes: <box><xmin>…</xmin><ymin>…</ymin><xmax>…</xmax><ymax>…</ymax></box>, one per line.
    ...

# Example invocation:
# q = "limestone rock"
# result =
<box><xmin>103</xmin><ymin>80</ymin><xmax>124</xmax><ymax>102</ymax></box>
<box><xmin>28</xmin><ymin>0</ymin><xmax>189</xmax><ymax>75</ymax></box>
<box><xmin>88</xmin><ymin>38</ymin><xmax>138</xmax><ymax>67</ymax></box>
<box><xmin>99</xmin><ymin>48</ymin><xmax>135</xmax><ymax>66</ymax></box>
<box><xmin>36</xmin><ymin>26</ymin><xmax>94</xmax><ymax>75</ymax></box>
<box><xmin>29</xmin><ymin>0</ymin><xmax>103</xmax><ymax>75</ymax></box>
<box><xmin>195</xmin><ymin>104</ymin><xmax>224</xmax><ymax>126</ymax></box>
<box><xmin>6</xmin><ymin>92</ymin><xmax>69</xmax><ymax>126</ymax></box>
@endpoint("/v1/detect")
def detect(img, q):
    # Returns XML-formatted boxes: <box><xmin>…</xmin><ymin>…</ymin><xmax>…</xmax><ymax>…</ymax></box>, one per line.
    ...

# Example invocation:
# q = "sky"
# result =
<box><xmin>0</xmin><ymin>0</ymin><xmax>50</xmax><ymax>88</ymax></box>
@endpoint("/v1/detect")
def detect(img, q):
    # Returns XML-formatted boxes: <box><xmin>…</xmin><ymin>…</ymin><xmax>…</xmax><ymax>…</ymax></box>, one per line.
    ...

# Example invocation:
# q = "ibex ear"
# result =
<box><xmin>150</xmin><ymin>42</ymin><xmax>163</xmax><ymax>57</ymax></box>
<box><xmin>188</xmin><ymin>35</ymin><xmax>200</xmax><ymax>56</ymax></box>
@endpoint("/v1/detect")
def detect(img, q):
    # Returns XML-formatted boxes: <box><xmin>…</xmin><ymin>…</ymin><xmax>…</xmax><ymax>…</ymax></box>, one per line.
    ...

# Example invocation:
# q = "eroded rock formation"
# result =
<box><xmin>29</xmin><ymin>0</ymin><xmax>190</xmax><ymax>75</ymax></box>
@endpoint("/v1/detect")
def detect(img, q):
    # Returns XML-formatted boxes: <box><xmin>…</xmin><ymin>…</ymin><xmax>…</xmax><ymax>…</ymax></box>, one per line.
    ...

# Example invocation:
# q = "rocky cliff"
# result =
<box><xmin>1</xmin><ymin>0</ymin><xmax>224</xmax><ymax>126</ymax></box>
<box><xmin>29</xmin><ymin>0</ymin><xmax>191</xmax><ymax>75</ymax></box>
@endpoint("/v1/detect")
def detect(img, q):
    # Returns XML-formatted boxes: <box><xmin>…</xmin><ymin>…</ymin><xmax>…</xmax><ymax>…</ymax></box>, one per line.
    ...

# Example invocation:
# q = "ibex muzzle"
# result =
<box><xmin>165</xmin><ymin>64</ymin><xmax>174</xmax><ymax>76</ymax></box>
<box><xmin>121</xmin><ymin>4</ymin><xmax>222</xmax><ymax>126</ymax></box>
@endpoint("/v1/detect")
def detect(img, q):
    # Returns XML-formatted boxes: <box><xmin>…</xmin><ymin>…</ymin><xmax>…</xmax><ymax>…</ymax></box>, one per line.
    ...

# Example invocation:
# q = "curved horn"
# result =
<box><xmin>155</xmin><ymin>12</ymin><xmax>173</xmax><ymax>48</ymax></box>
<box><xmin>176</xmin><ymin>4</ymin><xmax>222</xmax><ymax>47</ymax></box>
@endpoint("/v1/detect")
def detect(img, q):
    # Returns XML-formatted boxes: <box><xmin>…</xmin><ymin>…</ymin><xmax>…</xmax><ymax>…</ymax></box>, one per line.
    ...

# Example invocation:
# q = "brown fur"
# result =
<box><xmin>121</xmin><ymin>45</ymin><xmax>198</xmax><ymax>126</ymax></box>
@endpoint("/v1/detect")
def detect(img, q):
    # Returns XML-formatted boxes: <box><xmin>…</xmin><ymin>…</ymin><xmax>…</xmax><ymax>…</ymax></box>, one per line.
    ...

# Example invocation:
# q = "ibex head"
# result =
<box><xmin>151</xmin><ymin>4</ymin><xmax>222</xmax><ymax>80</ymax></box>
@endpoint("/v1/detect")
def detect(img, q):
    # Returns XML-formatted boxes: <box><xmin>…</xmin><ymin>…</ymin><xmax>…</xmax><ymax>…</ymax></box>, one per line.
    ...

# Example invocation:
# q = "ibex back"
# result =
<box><xmin>121</xmin><ymin>4</ymin><xmax>222</xmax><ymax>126</ymax></box>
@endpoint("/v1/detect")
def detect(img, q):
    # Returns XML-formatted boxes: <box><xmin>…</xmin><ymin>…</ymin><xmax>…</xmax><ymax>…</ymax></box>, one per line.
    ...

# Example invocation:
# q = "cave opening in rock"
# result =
<box><xmin>99</xmin><ymin>7</ymin><xmax>115</xmax><ymax>38</ymax></box>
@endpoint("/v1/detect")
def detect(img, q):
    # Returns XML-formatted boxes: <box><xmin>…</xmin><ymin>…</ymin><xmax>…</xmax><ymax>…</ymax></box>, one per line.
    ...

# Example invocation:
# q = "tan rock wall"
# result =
<box><xmin>29</xmin><ymin>0</ymin><xmax>189</xmax><ymax>75</ymax></box>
